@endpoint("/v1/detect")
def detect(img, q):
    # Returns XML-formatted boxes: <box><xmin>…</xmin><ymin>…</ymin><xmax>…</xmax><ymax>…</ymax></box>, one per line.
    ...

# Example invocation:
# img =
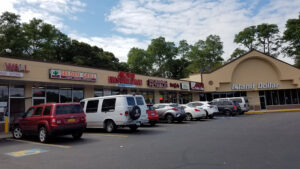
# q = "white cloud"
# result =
<box><xmin>107</xmin><ymin>0</ymin><xmax>300</xmax><ymax>64</ymax></box>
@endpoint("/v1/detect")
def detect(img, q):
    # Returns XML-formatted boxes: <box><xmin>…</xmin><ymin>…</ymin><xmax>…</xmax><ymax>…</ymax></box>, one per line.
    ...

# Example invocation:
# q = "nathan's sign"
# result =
<box><xmin>108</xmin><ymin>72</ymin><xmax>142</xmax><ymax>87</ymax></box>
<box><xmin>232</xmin><ymin>82</ymin><xmax>279</xmax><ymax>90</ymax></box>
<box><xmin>147</xmin><ymin>79</ymin><xmax>168</xmax><ymax>88</ymax></box>
<box><xmin>5</xmin><ymin>62</ymin><xmax>29</xmax><ymax>72</ymax></box>
<box><xmin>190</xmin><ymin>82</ymin><xmax>204</xmax><ymax>91</ymax></box>
<box><xmin>170</xmin><ymin>83</ymin><xmax>180</xmax><ymax>88</ymax></box>
<box><xmin>49</xmin><ymin>69</ymin><xmax>96</xmax><ymax>82</ymax></box>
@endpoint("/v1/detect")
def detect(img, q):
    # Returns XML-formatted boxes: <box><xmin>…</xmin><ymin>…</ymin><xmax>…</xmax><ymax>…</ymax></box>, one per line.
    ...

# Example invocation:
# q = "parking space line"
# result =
<box><xmin>6</xmin><ymin>139</ymin><xmax>71</xmax><ymax>149</ymax></box>
<box><xmin>84</xmin><ymin>133</ymin><xmax>128</xmax><ymax>138</ymax></box>
<box><xmin>6</xmin><ymin>149</ymin><xmax>48</xmax><ymax>158</ymax></box>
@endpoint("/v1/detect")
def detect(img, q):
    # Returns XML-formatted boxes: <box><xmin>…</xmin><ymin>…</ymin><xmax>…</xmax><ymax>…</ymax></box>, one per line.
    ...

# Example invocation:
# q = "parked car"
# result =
<box><xmin>180</xmin><ymin>104</ymin><xmax>206</xmax><ymax>121</ymax></box>
<box><xmin>229</xmin><ymin>97</ymin><xmax>249</xmax><ymax>114</ymax></box>
<box><xmin>80</xmin><ymin>95</ymin><xmax>148</xmax><ymax>132</ymax></box>
<box><xmin>12</xmin><ymin>103</ymin><xmax>86</xmax><ymax>143</ymax></box>
<box><xmin>146</xmin><ymin>104</ymin><xmax>159</xmax><ymax>126</ymax></box>
<box><xmin>153</xmin><ymin>103</ymin><xmax>186</xmax><ymax>123</ymax></box>
<box><xmin>186</xmin><ymin>101</ymin><xmax>219</xmax><ymax>119</ymax></box>
<box><xmin>210</xmin><ymin>98</ymin><xmax>240</xmax><ymax>116</ymax></box>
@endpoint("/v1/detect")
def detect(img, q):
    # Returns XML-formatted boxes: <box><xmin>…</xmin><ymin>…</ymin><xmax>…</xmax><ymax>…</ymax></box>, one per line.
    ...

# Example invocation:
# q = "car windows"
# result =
<box><xmin>55</xmin><ymin>105</ymin><xmax>83</xmax><ymax>115</ymax></box>
<box><xmin>232</xmin><ymin>98</ymin><xmax>242</xmax><ymax>103</ymax></box>
<box><xmin>25</xmin><ymin>107</ymin><xmax>35</xmax><ymax>117</ymax></box>
<box><xmin>86</xmin><ymin>100</ymin><xmax>99</xmax><ymax>113</ymax></box>
<box><xmin>136</xmin><ymin>97</ymin><xmax>144</xmax><ymax>105</ymax></box>
<box><xmin>224</xmin><ymin>101</ymin><xmax>233</xmax><ymax>105</ymax></box>
<box><xmin>193</xmin><ymin>103</ymin><xmax>202</xmax><ymax>107</ymax></box>
<box><xmin>127</xmin><ymin>97</ymin><xmax>136</xmax><ymax>106</ymax></box>
<box><xmin>43</xmin><ymin>106</ymin><xmax>51</xmax><ymax>116</ymax></box>
<box><xmin>80</xmin><ymin>101</ymin><xmax>85</xmax><ymax>109</ymax></box>
<box><xmin>102</xmin><ymin>98</ymin><xmax>116</xmax><ymax>112</ymax></box>
<box><xmin>34</xmin><ymin>107</ymin><xmax>43</xmax><ymax>116</ymax></box>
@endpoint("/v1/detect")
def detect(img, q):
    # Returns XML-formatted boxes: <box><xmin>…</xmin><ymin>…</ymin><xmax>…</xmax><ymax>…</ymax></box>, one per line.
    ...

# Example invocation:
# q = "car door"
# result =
<box><xmin>19</xmin><ymin>107</ymin><xmax>35</xmax><ymax>132</ymax></box>
<box><xmin>101</xmin><ymin>98</ymin><xmax>116</xmax><ymax>125</ymax></box>
<box><xmin>85</xmin><ymin>99</ymin><xmax>100</xmax><ymax>128</ymax></box>
<box><xmin>154</xmin><ymin>105</ymin><xmax>165</xmax><ymax>118</ymax></box>
<box><xmin>28</xmin><ymin>106</ymin><xmax>44</xmax><ymax>132</ymax></box>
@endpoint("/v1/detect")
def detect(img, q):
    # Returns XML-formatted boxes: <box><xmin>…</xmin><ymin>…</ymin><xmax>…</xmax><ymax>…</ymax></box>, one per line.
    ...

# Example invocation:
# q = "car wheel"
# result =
<box><xmin>166</xmin><ymin>114</ymin><xmax>174</xmax><ymax>123</ymax></box>
<box><xmin>129</xmin><ymin>125</ymin><xmax>138</xmax><ymax>132</ymax></box>
<box><xmin>39</xmin><ymin>127</ymin><xmax>48</xmax><ymax>143</ymax></box>
<box><xmin>225</xmin><ymin>110</ymin><xmax>231</xmax><ymax>116</ymax></box>
<box><xmin>105</xmin><ymin>120</ymin><xmax>116</xmax><ymax>133</ymax></box>
<box><xmin>209</xmin><ymin>114</ymin><xmax>214</xmax><ymax>119</ymax></box>
<box><xmin>13</xmin><ymin>126</ymin><xmax>23</xmax><ymax>139</ymax></box>
<box><xmin>72</xmin><ymin>131</ymin><xmax>83</xmax><ymax>140</ymax></box>
<box><xmin>185</xmin><ymin>113</ymin><xmax>192</xmax><ymax>121</ymax></box>
<box><xmin>205</xmin><ymin>110</ymin><xmax>209</xmax><ymax>119</ymax></box>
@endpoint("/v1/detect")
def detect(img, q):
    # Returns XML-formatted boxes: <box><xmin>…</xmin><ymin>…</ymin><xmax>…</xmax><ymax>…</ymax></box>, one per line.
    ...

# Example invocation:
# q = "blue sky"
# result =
<box><xmin>1</xmin><ymin>0</ymin><xmax>300</xmax><ymax>63</ymax></box>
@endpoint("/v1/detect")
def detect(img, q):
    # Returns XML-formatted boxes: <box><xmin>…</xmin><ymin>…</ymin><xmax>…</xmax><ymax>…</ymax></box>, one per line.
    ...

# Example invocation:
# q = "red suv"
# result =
<box><xmin>12</xmin><ymin>103</ymin><xmax>86</xmax><ymax>143</ymax></box>
<box><xmin>147</xmin><ymin>104</ymin><xmax>159</xmax><ymax>126</ymax></box>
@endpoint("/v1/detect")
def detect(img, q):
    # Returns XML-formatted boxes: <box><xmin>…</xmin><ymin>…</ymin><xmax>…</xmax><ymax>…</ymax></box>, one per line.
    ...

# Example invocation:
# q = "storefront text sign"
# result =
<box><xmin>5</xmin><ymin>63</ymin><xmax>29</xmax><ymax>72</ymax></box>
<box><xmin>170</xmin><ymin>83</ymin><xmax>180</xmax><ymax>88</ymax></box>
<box><xmin>232</xmin><ymin>82</ymin><xmax>279</xmax><ymax>90</ymax></box>
<box><xmin>190</xmin><ymin>82</ymin><xmax>204</xmax><ymax>91</ymax></box>
<box><xmin>108</xmin><ymin>72</ymin><xmax>142</xmax><ymax>87</ymax></box>
<box><xmin>0</xmin><ymin>71</ymin><xmax>23</xmax><ymax>78</ymax></box>
<box><xmin>49</xmin><ymin>69</ymin><xmax>97</xmax><ymax>82</ymax></box>
<box><xmin>181</xmin><ymin>83</ymin><xmax>190</xmax><ymax>90</ymax></box>
<box><xmin>147</xmin><ymin>79</ymin><xmax>168</xmax><ymax>88</ymax></box>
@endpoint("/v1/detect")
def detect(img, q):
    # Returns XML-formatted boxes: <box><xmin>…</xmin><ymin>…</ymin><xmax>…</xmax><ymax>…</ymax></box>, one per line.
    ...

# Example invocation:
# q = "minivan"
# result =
<box><xmin>80</xmin><ymin>95</ymin><xmax>148</xmax><ymax>132</ymax></box>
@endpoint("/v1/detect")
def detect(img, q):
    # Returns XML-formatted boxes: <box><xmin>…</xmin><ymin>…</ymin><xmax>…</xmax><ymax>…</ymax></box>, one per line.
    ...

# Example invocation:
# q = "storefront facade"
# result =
<box><xmin>184</xmin><ymin>50</ymin><xmax>300</xmax><ymax>111</ymax></box>
<box><xmin>0</xmin><ymin>56</ymin><xmax>203</xmax><ymax>132</ymax></box>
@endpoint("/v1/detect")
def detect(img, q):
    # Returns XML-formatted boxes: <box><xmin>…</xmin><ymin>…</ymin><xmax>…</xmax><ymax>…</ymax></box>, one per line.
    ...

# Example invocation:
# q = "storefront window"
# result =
<box><xmin>234</xmin><ymin>92</ymin><xmax>241</xmax><ymax>97</ymax></box>
<box><xmin>60</xmin><ymin>88</ymin><xmax>72</xmax><ymax>103</ymax></box>
<box><xmin>212</xmin><ymin>93</ymin><xmax>219</xmax><ymax>99</ymax></box>
<box><xmin>265</xmin><ymin>91</ymin><xmax>272</xmax><ymax>105</ymax></box>
<box><xmin>33</xmin><ymin>87</ymin><xmax>46</xmax><ymax>97</ymax></box>
<box><xmin>168</xmin><ymin>92</ymin><xmax>178</xmax><ymax>103</ymax></box>
<box><xmin>226</xmin><ymin>92</ymin><xmax>234</xmax><ymax>98</ymax></box>
<box><xmin>0</xmin><ymin>85</ymin><xmax>8</xmax><ymax>122</ymax></box>
<box><xmin>285</xmin><ymin>90</ymin><xmax>292</xmax><ymax>104</ymax></box>
<box><xmin>271</xmin><ymin>90</ymin><xmax>279</xmax><ymax>105</ymax></box>
<box><xmin>278</xmin><ymin>90</ymin><xmax>285</xmax><ymax>105</ymax></box>
<box><xmin>47</xmin><ymin>87</ymin><xmax>59</xmax><ymax>103</ymax></box>
<box><xmin>220</xmin><ymin>93</ymin><xmax>226</xmax><ymax>98</ymax></box>
<box><xmin>179</xmin><ymin>93</ymin><xmax>192</xmax><ymax>104</ymax></box>
<box><xmin>112</xmin><ymin>89</ymin><xmax>120</xmax><ymax>95</ymax></box>
<box><xmin>291</xmin><ymin>89</ymin><xmax>298</xmax><ymax>104</ymax></box>
<box><xmin>206</xmin><ymin>93</ymin><xmax>212</xmax><ymax>101</ymax></box>
<box><xmin>94</xmin><ymin>88</ymin><xmax>104</xmax><ymax>97</ymax></box>
<box><xmin>73</xmin><ymin>88</ymin><xmax>84</xmax><ymax>102</ymax></box>
<box><xmin>200</xmin><ymin>93</ymin><xmax>206</xmax><ymax>101</ymax></box>
<box><xmin>10</xmin><ymin>85</ymin><xmax>24</xmax><ymax>97</ymax></box>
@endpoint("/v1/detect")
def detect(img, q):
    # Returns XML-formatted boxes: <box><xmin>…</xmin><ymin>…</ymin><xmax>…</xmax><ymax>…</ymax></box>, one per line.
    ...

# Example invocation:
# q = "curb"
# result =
<box><xmin>245</xmin><ymin>109</ymin><xmax>300</xmax><ymax>114</ymax></box>
<box><xmin>0</xmin><ymin>133</ymin><xmax>12</xmax><ymax>140</ymax></box>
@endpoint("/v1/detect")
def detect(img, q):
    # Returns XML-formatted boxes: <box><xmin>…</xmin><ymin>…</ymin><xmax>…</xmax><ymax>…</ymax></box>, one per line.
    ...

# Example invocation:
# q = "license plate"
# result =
<box><xmin>151</xmin><ymin>113</ymin><xmax>155</xmax><ymax>116</ymax></box>
<box><xmin>68</xmin><ymin>118</ymin><xmax>76</xmax><ymax>123</ymax></box>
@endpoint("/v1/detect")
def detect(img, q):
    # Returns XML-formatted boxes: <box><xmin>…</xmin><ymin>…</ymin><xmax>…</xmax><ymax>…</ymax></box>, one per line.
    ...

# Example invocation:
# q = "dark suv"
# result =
<box><xmin>210</xmin><ymin>99</ymin><xmax>240</xmax><ymax>116</ymax></box>
<box><xmin>12</xmin><ymin>103</ymin><xmax>86</xmax><ymax>143</ymax></box>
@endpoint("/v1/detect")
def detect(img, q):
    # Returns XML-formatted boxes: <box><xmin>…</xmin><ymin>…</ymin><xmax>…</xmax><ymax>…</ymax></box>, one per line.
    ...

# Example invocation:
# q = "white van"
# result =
<box><xmin>229</xmin><ymin>97</ymin><xmax>250</xmax><ymax>114</ymax></box>
<box><xmin>80</xmin><ymin>95</ymin><xmax>148</xmax><ymax>132</ymax></box>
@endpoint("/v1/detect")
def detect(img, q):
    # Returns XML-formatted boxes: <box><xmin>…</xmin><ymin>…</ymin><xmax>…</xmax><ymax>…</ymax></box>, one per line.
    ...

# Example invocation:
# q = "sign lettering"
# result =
<box><xmin>108</xmin><ymin>72</ymin><xmax>142</xmax><ymax>86</ymax></box>
<box><xmin>147</xmin><ymin>79</ymin><xmax>168</xmax><ymax>88</ymax></box>
<box><xmin>49</xmin><ymin>69</ymin><xmax>96</xmax><ymax>82</ymax></box>
<box><xmin>5</xmin><ymin>63</ymin><xmax>29</xmax><ymax>72</ymax></box>
<box><xmin>190</xmin><ymin>82</ymin><xmax>204</xmax><ymax>91</ymax></box>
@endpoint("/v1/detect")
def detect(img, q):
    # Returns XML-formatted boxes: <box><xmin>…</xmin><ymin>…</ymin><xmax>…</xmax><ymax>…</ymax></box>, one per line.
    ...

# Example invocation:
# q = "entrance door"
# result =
<box><xmin>10</xmin><ymin>98</ymin><xmax>25</xmax><ymax>123</ymax></box>
<box><xmin>259</xmin><ymin>96</ymin><xmax>266</xmax><ymax>110</ymax></box>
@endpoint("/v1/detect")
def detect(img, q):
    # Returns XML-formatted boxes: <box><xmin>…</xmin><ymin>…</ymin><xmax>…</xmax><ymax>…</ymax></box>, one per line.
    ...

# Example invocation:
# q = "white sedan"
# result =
<box><xmin>187</xmin><ymin>101</ymin><xmax>219</xmax><ymax>119</ymax></box>
<box><xmin>180</xmin><ymin>104</ymin><xmax>206</xmax><ymax>121</ymax></box>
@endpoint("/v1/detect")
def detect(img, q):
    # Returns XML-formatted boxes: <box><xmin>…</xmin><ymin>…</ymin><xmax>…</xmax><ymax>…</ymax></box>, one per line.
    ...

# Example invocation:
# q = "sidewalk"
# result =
<box><xmin>245</xmin><ymin>109</ymin><xmax>300</xmax><ymax>114</ymax></box>
<box><xmin>0</xmin><ymin>132</ymin><xmax>11</xmax><ymax>139</ymax></box>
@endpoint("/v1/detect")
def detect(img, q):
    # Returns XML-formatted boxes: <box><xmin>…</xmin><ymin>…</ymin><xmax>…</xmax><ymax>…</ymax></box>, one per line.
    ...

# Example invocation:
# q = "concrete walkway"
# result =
<box><xmin>246</xmin><ymin>109</ymin><xmax>300</xmax><ymax>114</ymax></box>
<box><xmin>0</xmin><ymin>132</ymin><xmax>11</xmax><ymax>139</ymax></box>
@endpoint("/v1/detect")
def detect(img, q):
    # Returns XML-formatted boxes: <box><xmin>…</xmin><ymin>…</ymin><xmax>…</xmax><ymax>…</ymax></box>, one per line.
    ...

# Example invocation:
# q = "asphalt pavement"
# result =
<box><xmin>1</xmin><ymin>112</ymin><xmax>300</xmax><ymax>169</ymax></box>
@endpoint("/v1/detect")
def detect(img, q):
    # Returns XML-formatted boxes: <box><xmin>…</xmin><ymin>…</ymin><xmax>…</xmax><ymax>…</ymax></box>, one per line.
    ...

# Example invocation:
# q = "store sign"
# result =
<box><xmin>108</xmin><ymin>72</ymin><xmax>142</xmax><ymax>87</ymax></box>
<box><xmin>147</xmin><ymin>79</ymin><xmax>168</xmax><ymax>88</ymax></box>
<box><xmin>190</xmin><ymin>82</ymin><xmax>204</xmax><ymax>91</ymax></box>
<box><xmin>49</xmin><ymin>69</ymin><xmax>97</xmax><ymax>82</ymax></box>
<box><xmin>0</xmin><ymin>71</ymin><xmax>23</xmax><ymax>78</ymax></box>
<box><xmin>180</xmin><ymin>83</ymin><xmax>190</xmax><ymax>90</ymax></box>
<box><xmin>5</xmin><ymin>62</ymin><xmax>29</xmax><ymax>72</ymax></box>
<box><xmin>232</xmin><ymin>82</ymin><xmax>279</xmax><ymax>90</ymax></box>
<box><xmin>170</xmin><ymin>83</ymin><xmax>180</xmax><ymax>88</ymax></box>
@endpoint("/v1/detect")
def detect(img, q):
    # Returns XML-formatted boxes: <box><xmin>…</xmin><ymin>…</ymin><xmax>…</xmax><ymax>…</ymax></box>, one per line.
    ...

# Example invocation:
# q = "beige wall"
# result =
<box><xmin>25</xmin><ymin>84</ymin><xmax>32</xmax><ymax>110</ymax></box>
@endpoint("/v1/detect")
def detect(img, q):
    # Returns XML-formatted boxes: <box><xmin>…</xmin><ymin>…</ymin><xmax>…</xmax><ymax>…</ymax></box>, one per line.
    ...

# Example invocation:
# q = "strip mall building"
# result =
<box><xmin>1</xmin><ymin>50</ymin><xmax>300</xmax><ymax>131</ymax></box>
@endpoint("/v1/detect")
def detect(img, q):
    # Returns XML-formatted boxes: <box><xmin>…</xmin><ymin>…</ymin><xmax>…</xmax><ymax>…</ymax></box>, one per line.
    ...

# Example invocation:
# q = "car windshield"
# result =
<box><xmin>55</xmin><ymin>105</ymin><xmax>83</xmax><ymax>115</ymax></box>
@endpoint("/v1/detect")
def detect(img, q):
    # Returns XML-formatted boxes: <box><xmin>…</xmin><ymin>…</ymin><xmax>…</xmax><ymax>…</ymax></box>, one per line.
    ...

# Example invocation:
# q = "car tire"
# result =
<box><xmin>105</xmin><ymin>120</ymin><xmax>116</xmax><ymax>133</ymax></box>
<box><xmin>225</xmin><ymin>110</ymin><xmax>232</xmax><ymax>116</ymax></box>
<box><xmin>129</xmin><ymin>106</ymin><xmax>141</xmax><ymax>120</ymax></box>
<box><xmin>205</xmin><ymin>110</ymin><xmax>209</xmax><ymax>119</ymax></box>
<box><xmin>72</xmin><ymin>131</ymin><xmax>83</xmax><ymax>140</ymax></box>
<box><xmin>13</xmin><ymin>126</ymin><xmax>23</xmax><ymax>139</ymax></box>
<box><xmin>129</xmin><ymin>125</ymin><xmax>138</xmax><ymax>132</ymax></box>
<box><xmin>209</xmin><ymin>114</ymin><xmax>214</xmax><ymax>119</ymax></box>
<box><xmin>166</xmin><ymin>114</ymin><xmax>174</xmax><ymax>123</ymax></box>
<box><xmin>185</xmin><ymin>113</ymin><xmax>193</xmax><ymax>121</ymax></box>
<box><xmin>39</xmin><ymin>127</ymin><xmax>48</xmax><ymax>143</ymax></box>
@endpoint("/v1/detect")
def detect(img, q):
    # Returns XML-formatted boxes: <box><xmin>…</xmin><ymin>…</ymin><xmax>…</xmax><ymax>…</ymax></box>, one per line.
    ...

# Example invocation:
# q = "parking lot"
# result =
<box><xmin>1</xmin><ymin>112</ymin><xmax>300</xmax><ymax>169</ymax></box>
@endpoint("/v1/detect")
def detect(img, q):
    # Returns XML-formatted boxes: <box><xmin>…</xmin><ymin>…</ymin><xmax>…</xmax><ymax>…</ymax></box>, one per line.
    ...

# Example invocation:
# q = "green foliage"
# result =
<box><xmin>234</xmin><ymin>26</ymin><xmax>256</xmax><ymax>50</ymax></box>
<box><xmin>127</xmin><ymin>48</ymin><xmax>153</xmax><ymax>75</ymax></box>
<box><xmin>283</xmin><ymin>14</ymin><xmax>300</xmax><ymax>67</ymax></box>
<box><xmin>229</xmin><ymin>48</ymin><xmax>246</xmax><ymax>61</ymax></box>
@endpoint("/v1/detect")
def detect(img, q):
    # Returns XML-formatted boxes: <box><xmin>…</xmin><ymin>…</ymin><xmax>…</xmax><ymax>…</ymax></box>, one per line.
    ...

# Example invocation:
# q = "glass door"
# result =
<box><xmin>260</xmin><ymin>96</ymin><xmax>266</xmax><ymax>110</ymax></box>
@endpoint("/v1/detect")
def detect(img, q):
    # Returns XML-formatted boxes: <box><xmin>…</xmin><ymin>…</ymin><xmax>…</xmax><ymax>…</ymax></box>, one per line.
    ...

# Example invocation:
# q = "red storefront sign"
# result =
<box><xmin>170</xmin><ymin>83</ymin><xmax>180</xmax><ymax>88</ymax></box>
<box><xmin>190</xmin><ymin>82</ymin><xmax>204</xmax><ymax>91</ymax></box>
<box><xmin>108</xmin><ymin>72</ymin><xmax>142</xmax><ymax>86</ymax></box>
<box><xmin>147</xmin><ymin>79</ymin><xmax>168</xmax><ymax>88</ymax></box>
<box><xmin>5</xmin><ymin>63</ymin><xmax>29</xmax><ymax>72</ymax></box>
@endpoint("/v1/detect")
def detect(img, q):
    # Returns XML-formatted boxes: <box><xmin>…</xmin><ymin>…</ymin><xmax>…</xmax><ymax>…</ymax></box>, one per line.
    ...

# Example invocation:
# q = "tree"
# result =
<box><xmin>234</xmin><ymin>26</ymin><xmax>256</xmax><ymax>50</ymax></box>
<box><xmin>256</xmin><ymin>23</ymin><xmax>281</xmax><ymax>57</ymax></box>
<box><xmin>283</xmin><ymin>14</ymin><xmax>300</xmax><ymax>67</ymax></box>
<box><xmin>127</xmin><ymin>48</ymin><xmax>153</xmax><ymax>75</ymax></box>
<box><xmin>228</xmin><ymin>48</ymin><xmax>246</xmax><ymax>61</ymax></box>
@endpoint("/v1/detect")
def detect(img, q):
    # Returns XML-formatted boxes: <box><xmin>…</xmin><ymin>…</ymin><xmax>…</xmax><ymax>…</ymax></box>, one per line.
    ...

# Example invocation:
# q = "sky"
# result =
<box><xmin>1</xmin><ymin>0</ymin><xmax>300</xmax><ymax>64</ymax></box>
